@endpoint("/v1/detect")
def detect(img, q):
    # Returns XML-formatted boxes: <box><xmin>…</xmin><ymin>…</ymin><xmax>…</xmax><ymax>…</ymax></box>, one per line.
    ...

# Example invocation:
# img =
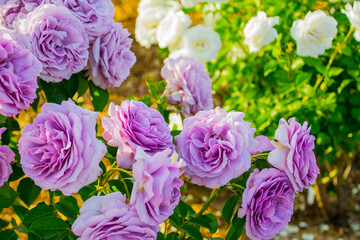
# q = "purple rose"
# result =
<box><xmin>17</xmin><ymin>4</ymin><xmax>89</xmax><ymax>82</ymax></box>
<box><xmin>161</xmin><ymin>57</ymin><xmax>214</xmax><ymax>117</ymax></box>
<box><xmin>0</xmin><ymin>0</ymin><xmax>48</xmax><ymax>28</ymax></box>
<box><xmin>18</xmin><ymin>99</ymin><xmax>107</xmax><ymax>195</ymax></box>
<box><xmin>0</xmin><ymin>28</ymin><xmax>42</xmax><ymax>117</ymax></box>
<box><xmin>52</xmin><ymin>0</ymin><xmax>114</xmax><ymax>40</ymax></box>
<box><xmin>238</xmin><ymin>168</ymin><xmax>295</xmax><ymax>240</ymax></box>
<box><xmin>175</xmin><ymin>107</ymin><xmax>257</xmax><ymax>188</ymax></box>
<box><xmin>102</xmin><ymin>101</ymin><xmax>174</xmax><ymax>169</ymax></box>
<box><xmin>268</xmin><ymin>117</ymin><xmax>319</xmax><ymax>192</ymax></box>
<box><xmin>88</xmin><ymin>22</ymin><xmax>136</xmax><ymax>89</ymax></box>
<box><xmin>72</xmin><ymin>192</ymin><xmax>159</xmax><ymax>239</ymax></box>
<box><xmin>0</xmin><ymin>128</ymin><xmax>15</xmax><ymax>187</ymax></box>
<box><xmin>130</xmin><ymin>148</ymin><xmax>183</xmax><ymax>225</ymax></box>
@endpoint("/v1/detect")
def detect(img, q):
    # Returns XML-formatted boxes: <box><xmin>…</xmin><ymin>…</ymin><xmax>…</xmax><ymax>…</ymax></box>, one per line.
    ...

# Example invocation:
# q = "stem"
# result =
<box><xmin>109</xmin><ymin>168</ymin><xmax>132</xmax><ymax>176</ymax></box>
<box><xmin>118</xmin><ymin>173</ymin><xmax>130</xmax><ymax>197</ymax></box>
<box><xmin>326</xmin><ymin>27</ymin><xmax>355</xmax><ymax>71</ymax></box>
<box><xmin>314</xmin><ymin>27</ymin><xmax>355</xmax><ymax>91</ymax></box>
<box><xmin>286</xmin><ymin>54</ymin><xmax>292</xmax><ymax>81</ymax></box>
<box><xmin>196</xmin><ymin>188</ymin><xmax>223</xmax><ymax>217</ymax></box>
<box><xmin>229</xmin><ymin>183</ymin><xmax>246</xmax><ymax>190</ymax></box>
<box><xmin>251</xmin><ymin>153</ymin><xmax>269</xmax><ymax>159</ymax></box>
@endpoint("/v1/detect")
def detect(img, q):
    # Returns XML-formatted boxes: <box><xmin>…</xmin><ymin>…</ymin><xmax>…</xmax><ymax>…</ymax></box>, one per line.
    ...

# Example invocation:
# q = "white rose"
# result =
<box><xmin>157</xmin><ymin>11</ymin><xmax>192</xmax><ymax>49</ymax></box>
<box><xmin>243</xmin><ymin>11</ymin><xmax>279</xmax><ymax>53</ymax></box>
<box><xmin>170</xmin><ymin>25</ymin><xmax>221</xmax><ymax>62</ymax></box>
<box><xmin>135</xmin><ymin>7</ymin><xmax>167</xmax><ymax>48</ymax></box>
<box><xmin>342</xmin><ymin>1</ymin><xmax>360</xmax><ymax>41</ymax></box>
<box><xmin>291</xmin><ymin>10</ymin><xmax>338</xmax><ymax>58</ymax></box>
<box><xmin>180</xmin><ymin>0</ymin><xmax>200</xmax><ymax>8</ymax></box>
<box><xmin>138</xmin><ymin>0</ymin><xmax>181</xmax><ymax>13</ymax></box>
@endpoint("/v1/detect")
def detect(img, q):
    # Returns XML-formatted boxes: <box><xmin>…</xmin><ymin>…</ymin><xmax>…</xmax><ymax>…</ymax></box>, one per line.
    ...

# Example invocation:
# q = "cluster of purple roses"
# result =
<box><xmin>0</xmin><ymin>2</ymin><xmax>320</xmax><ymax>238</ymax></box>
<box><xmin>0</xmin><ymin>0</ymin><xmax>136</xmax><ymax>116</ymax></box>
<box><xmin>14</xmin><ymin>98</ymin><xmax>183</xmax><ymax>238</ymax></box>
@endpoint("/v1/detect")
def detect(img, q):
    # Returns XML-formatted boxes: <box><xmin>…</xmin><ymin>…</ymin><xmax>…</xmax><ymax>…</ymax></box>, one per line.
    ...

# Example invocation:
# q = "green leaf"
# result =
<box><xmin>189</xmin><ymin>214</ymin><xmax>218</xmax><ymax>234</ymax></box>
<box><xmin>8</xmin><ymin>162</ymin><xmax>25</xmax><ymax>182</ymax></box>
<box><xmin>0</xmin><ymin>218</ymin><xmax>9</xmax><ymax>227</ymax></box>
<box><xmin>165</xmin><ymin>232</ymin><xmax>179</xmax><ymax>240</ymax></box>
<box><xmin>146</xmin><ymin>78</ymin><xmax>160</xmax><ymax>99</ymax></box>
<box><xmin>22</xmin><ymin>203</ymin><xmax>56</xmax><ymax>228</ymax></box>
<box><xmin>169</xmin><ymin>212</ymin><xmax>182</xmax><ymax>228</ymax></box>
<box><xmin>38</xmin><ymin>80</ymin><xmax>67</xmax><ymax>104</ymax></box>
<box><xmin>225</xmin><ymin>217</ymin><xmax>246</xmax><ymax>240</ymax></box>
<box><xmin>0</xmin><ymin>229</ymin><xmax>18</xmax><ymax>240</ymax></box>
<box><xmin>0</xmin><ymin>115</ymin><xmax>6</xmax><ymax>124</ymax></box>
<box><xmin>13</xmin><ymin>205</ymin><xmax>28</xmax><ymax>221</ymax></box>
<box><xmin>157</xmin><ymin>232</ymin><xmax>165</xmax><ymax>240</ymax></box>
<box><xmin>63</xmin><ymin>73</ymin><xmax>81</xmax><ymax>98</ymax></box>
<box><xmin>108</xmin><ymin>179</ymin><xmax>132</xmax><ymax>198</ymax></box>
<box><xmin>0</xmin><ymin>183</ymin><xmax>19</xmax><ymax>208</ymax></box>
<box><xmin>17</xmin><ymin>178</ymin><xmax>42</xmax><ymax>207</ymax></box>
<box><xmin>174</xmin><ymin>200</ymin><xmax>188</xmax><ymax>219</ymax></box>
<box><xmin>30</xmin><ymin>89</ymin><xmax>40</xmax><ymax>112</ymax></box>
<box><xmin>181</xmin><ymin>224</ymin><xmax>202</xmax><ymax>240</ymax></box>
<box><xmin>54</xmin><ymin>196</ymin><xmax>79</xmax><ymax>222</ymax></box>
<box><xmin>77</xmin><ymin>75</ymin><xmax>89</xmax><ymax>98</ymax></box>
<box><xmin>222</xmin><ymin>195</ymin><xmax>240</xmax><ymax>225</ymax></box>
<box><xmin>78</xmin><ymin>185</ymin><xmax>96</xmax><ymax>201</ymax></box>
<box><xmin>263</xmin><ymin>60</ymin><xmax>278</xmax><ymax>77</ymax></box>
<box><xmin>295</xmin><ymin>72</ymin><xmax>312</xmax><ymax>86</ymax></box>
<box><xmin>89</xmin><ymin>81</ymin><xmax>109</xmax><ymax>111</ymax></box>
<box><xmin>337</xmin><ymin>79</ymin><xmax>352</xmax><ymax>94</ymax></box>
<box><xmin>29</xmin><ymin>216</ymin><xmax>69</xmax><ymax>240</ymax></box>
<box><xmin>328</xmin><ymin>67</ymin><xmax>343</xmax><ymax>77</ymax></box>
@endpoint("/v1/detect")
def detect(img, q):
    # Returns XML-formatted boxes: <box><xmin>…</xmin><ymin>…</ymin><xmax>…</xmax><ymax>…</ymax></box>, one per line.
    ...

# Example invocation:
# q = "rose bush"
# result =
<box><xmin>4</xmin><ymin>0</ymin><xmax>357</xmax><ymax>239</ymax></box>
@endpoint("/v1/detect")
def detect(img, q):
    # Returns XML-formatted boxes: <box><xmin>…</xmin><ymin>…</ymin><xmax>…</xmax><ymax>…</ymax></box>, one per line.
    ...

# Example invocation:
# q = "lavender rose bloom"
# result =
<box><xmin>88</xmin><ymin>22</ymin><xmax>136</xmax><ymax>89</ymax></box>
<box><xmin>130</xmin><ymin>148</ymin><xmax>183</xmax><ymax>225</ymax></box>
<box><xmin>268</xmin><ymin>117</ymin><xmax>319</xmax><ymax>192</ymax></box>
<box><xmin>102</xmin><ymin>101</ymin><xmax>174</xmax><ymax>169</ymax></box>
<box><xmin>18</xmin><ymin>99</ymin><xmax>107</xmax><ymax>195</ymax></box>
<box><xmin>52</xmin><ymin>0</ymin><xmax>114</xmax><ymax>40</ymax></box>
<box><xmin>175</xmin><ymin>107</ymin><xmax>257</xmax><ymax>188</ymax></box>
<box><xmin>17</xmin><ymin>4</ymin><xmax>89</xmax><ymax>82</ymax></box>
<box><xmin>0</xmin><ymin>28</ymin><xmax>42</xmax><ymax>117</ymax></box>
<box><xmin>0</xmin><ymin>0</ymin><xmax>48</xmax><ymax>28</ymax></box>
<box><xmin>72</xmin><ymin>192</ymin><xmax>159</xmax><ymax>239</ymax></box>
<box><xmin>0</xmin><ymin>128</ymin><xmax>15</xmax><ymax>187</ymax></box>
<box><xmin>161</xmin><ymin>57</ymin><xmax>213</xmax><ymax>117</ymax></box>
<box><xmin>238</xmin><ymin>168</ymin><xmax>295</xmax><ymax>240</ymax></box>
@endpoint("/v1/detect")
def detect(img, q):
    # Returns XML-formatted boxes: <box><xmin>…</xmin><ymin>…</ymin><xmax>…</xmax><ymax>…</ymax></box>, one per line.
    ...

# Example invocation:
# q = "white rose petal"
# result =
<box><xmin>135</xmin><ymin>7</ymin><xmax>167</xmax><ymax>48</ymax></box>
<box><xmin>243</xmin><ymin>11</ymin><xmax>279</xmax><ymax>53</ymax></box>
<box><xmin>290</xmin><ymin>10</ymin><xmax>338</xmax><ymax>58</ymax></box>
<box><xmin>342</xmin><ymin>1</ymin><xmax>360</xmax><ymax>29</ymax></box>
<box><xmin>180</xmin><ymin>0</ymin><xmax>200</xmax><ymax>8</ymax></box>
<box><xmin>138</xmin><ymin>0</ymin><xmax>181</xmax><ymax>13</ymax></box>
<box><xmin>157</xmin><ymin>11</ymin><xmax>192</xmax><ymax>49</ymax></box>
<box><xmin>171</xmin><ymin>25</ymin><xmax>222</xmax><ymax>62</ymax></box>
